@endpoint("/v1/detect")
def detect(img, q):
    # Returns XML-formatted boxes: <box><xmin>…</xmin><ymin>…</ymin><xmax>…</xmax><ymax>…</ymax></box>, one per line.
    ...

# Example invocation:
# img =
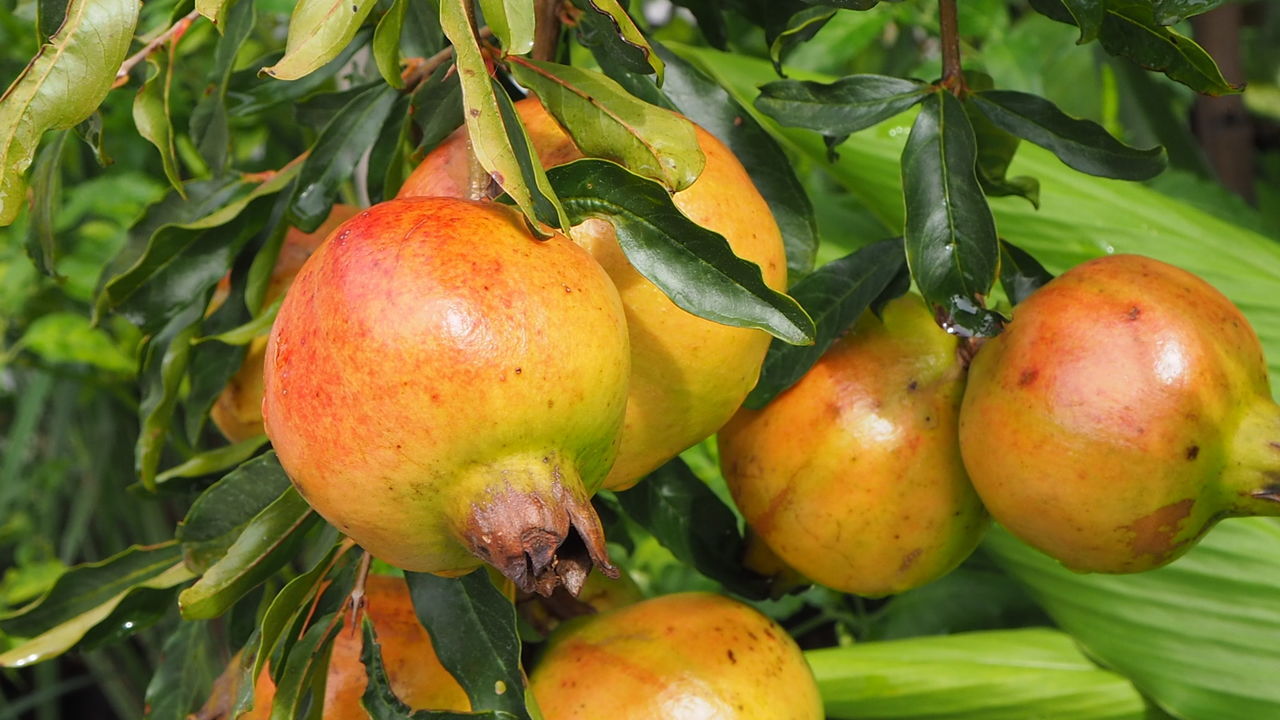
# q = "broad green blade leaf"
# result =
<box><xmin>141</xmin><ymin>619</ymin><xmax>220</xmax><ymax>720</ymax></box>
<box><xmin>479</xmin><ymin>0</ymin><xmax>534</xmax><ymax>55</ymax></box>
<box><xmin>647</xmin><ymin>42</ymin><xmax>817</xmax><ymax>280</ymax></box>
<box><xmin>373</xmin><ymin>0</ymin><xmax>408</xmax><ymax>88</ymax></box>
<box><xmin>1061</xmin><ymin>0</ymin><xmax>1103</xmax><ymax>42</ymax></box>
<box><xmin>287</xmin><ymin>83</ymin><xmax>398</xmax><ymax>231</ymax></box>
<box><xmin>754</xmin><ymin>75</ymin><xmax>930</xmax><ymax>137</ymax></box>
<box><xmin>1153</xmin><ymin>0</ymin><xmax>1224</xmax><ymax>24</ymax></box>
<box><xmin>0</xmin><ymin>0</ymin><xmax>141</xmax><ymax>225</ymax></box>
<box><xmin>570</xmin><ymin>0</ymin><xmax>663</xmax><ymax>80</ymax></box>
<box><xmin>405</xmin><ymin>571</ymin><xmax>528</xmax><ymax>718</ymax></box>
<box><xmin>547</xmin><ymin>158</ymin><xmax>815</xmax><ymax>344</ymax></box>
<box><xmin>196</xmin><ymin>0</ymin><xmax>235</xmax><ymax>29</ymax></box>
<box><xmin>961</xmin><ymin>88</ymin><xmax>1039</xmax><ymax>208</ymax></box>
<box><xmin>178</xmin><ymin>488</ymin><xmax>319</xmax><ymax>620</ymax></box>
<box><xmin>972</xmin><ymin>90</ymin><xmax>1164</xmax><ymax>181</ymax></box>
<box><xmin>134</xmin><ymin>52</ymin><xmax>184</xmax><ymax>194</ymax></box>
<box><xmin>998</xmin><ymin>241</ymin><xmax>1054</xmax><ymax>305</ymax></box>
<box><xmin>0</xmin><ymin>558</ymin><xmax>193</xmax><ymax>666</ymax></box>
<box><xmin>262</xmin><ymin>0</ymin><xmax>377</xmax><ymax>80</ymax></box>
<box><xmin>156</xmin><ymin>436</ymin><xmax>268</xmax><ymax>487</ymax></box>
<box><xmin>807</xmin><ymin>628</ymin><xmax>1149</xmax><ymax>719</ymax></box>
<box><xmin>986</xmin><ymin>519</ymin><xmax>1280</xmax><ymax>719</ymax></box>
<box><xmin>507</xmin><ymin>57</ymin><xmax>704</xmax><ymax>191</ymax></box>
<box><xmin>615</xmin><ymin>457</ymin><xmax>769</xmax><ymax>599</ymax></box>
<box><xmin>176</xmin><ymin>453</ymin><xmax>292</xmax><ymax>552</ymax></box>
<box><xmin>744</xmin><ymin>238</ymin><xmax>906</xmax><ymax>409</ymax></box>
<box><xmin>360</xmin><ymin>621</ymin><xmax>519</xmax><ymax>719</ymax></box>
<box><xmin>901</xmin><ymin>92</ymin><xmax>1002</xmax><ymax>338</ymax></box>
<box><xmin>21</xmin><ymin>129</ymin><xmax>68</xmax><ymax>276</ymax></box>
<box><xmin>267</xmin><ymin>612</ymin><xmax>344</xmax><ymax>720</ymax></box>
<box><xmin>1029</xmin><ymin>0</ymin><xmax>1240</xmax><ymax>96</ymax></box>
<box><xmin>135</xmin><ymin>304</ymin><xmax>202</xmax><ymax>491</ymax></box>
<box><xmin>440</xmin><ymin>0</ymin><xmax>567</xmax><ymax>232</ymax></box>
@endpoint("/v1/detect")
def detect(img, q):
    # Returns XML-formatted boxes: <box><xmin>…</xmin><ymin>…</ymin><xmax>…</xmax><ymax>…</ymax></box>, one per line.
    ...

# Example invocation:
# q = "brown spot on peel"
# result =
<box><xmin>1122</xmin><ymin>498</ymin><xmax>1194</xmax><ymax>562</ymax></box>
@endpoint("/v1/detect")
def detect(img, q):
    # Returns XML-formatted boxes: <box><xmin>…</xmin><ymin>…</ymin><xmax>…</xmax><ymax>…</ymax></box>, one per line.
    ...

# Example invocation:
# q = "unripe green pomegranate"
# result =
<box><xmin>530</xmin><ymin>592</ymin><xmax>823</xmax><ymax>720</ymax></box>
<box><xmin>960</xmin><ymin>254</ymin><xmax>1280</xmax><ymax>573</ymax></box>
<box><xmin>719</xmin><ymin>295</ymin><xmax>989</xmax><ymax>596</ymax></box>
<box><xmin>262</xmin><ymin>198</ymin><xmax>630</xmax><ymax>595</ymax></box>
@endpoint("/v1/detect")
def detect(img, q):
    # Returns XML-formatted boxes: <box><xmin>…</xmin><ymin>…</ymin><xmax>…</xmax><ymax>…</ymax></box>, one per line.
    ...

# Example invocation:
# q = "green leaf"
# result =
<box><xmin>36</xmin><ymin>0</ymin><xmax>71</xmax><ymax>40</ymax></box>
<box><xmin>229</xmin><ymin>29</ymin><xmax>372</xmax><ymax>119</ymax></box>
<box><xmin>410</xmin><ymin>63</ymin><xmax>465</xmax><ymax>154</ymax></box>
<box><xmin>191</xmin><ymin>0</ymin><xmax>255</xmax><ymax>175</ymax></box>
<box><xmin>986</xmin><ymin>519</ymin><xmax>1280</xmax><ymax>719</ymax></box>
<box><xmin>807</xmin><ymin>628</ymin><xmax>1149</xmax><ymax>719</ymax></box>
<box><xmin>998</xmin><ymin>241</ymin><xmax>1053</xmax><ymax>306</ymax></box>
<box><xmin>507</xmin><ymin>58</ymin><xmax>705</xmax><ymax>191</ymax></box>
<box><xmin>156</xmin><ymin>436</ymin><xmax>269</xmax><ymax>487</ymax></box>
<box><xmin>133</xmin><ymin>52</ymin><xmax>184</xmax><ymax>195</ymax></box>
<box><xmin>1153</xmin><ymin>0</ymin><xmax>1224</xmax><ymax>25</ymax></box>
<box><xmin>901</xmin><ymin>91</ymin><xmax>1002</xmax><ymax>338</ymax></box>
<box><xmin>670</xmin><ymin>0</ymin><xmax>727</xmax><ymax>49</ymax></box>
<box><xmin>135</xmin><ymin>304</ymin><xmax>203</xmax><ymax>492</ymax></box>
<box><xmin>373</xmin><ymin>0</ymin><xmax>408</xmax><ymax>88</ymax></box>
<box><xmin>287</xmin><ymin>83</ymin><xmax>398</xmax><ymax>232</ymax></box>
<box><xmin>196</xmin><ymin>0</ymin><xmax>235</xmax><ymax>29</ymax></box>
<box><xmin>744</xmin><ymin>238</ymin><xmax>907</xmax><ymax>409</ymax></box>
<box><xmin>143</xmin><ymin>620</ymin><xmax>221</xmax><ymax>720</ymax></box>
<box><xmin>1061</xmin><ymin>0</ymin><xmax>1103</xmax><ymax>42</ymax></box>
<box><xmin>547</xmin><ymin>158</ymin><xmax>814</xmax><ymax>344</ymax></box>
<box><xmin>0</xmin><ymin>0</ymin><xmax>141</xmax><ymax>226</ymax></box>
<box><xmin>616</xmin><ymin>457</ymin><xmax>769</xmax><ymax>599</ymax></box>
<box><xmin>73</xmin><ymin>111</ymin><xmax>110</xmax><ymax>167</ymax></box>
<box><xmin>651</xmin><ymin>42</ymin><xmax>818</xmax><ymax>280</ymax></box>
<box><xmin>754</xmin><ymin>75</ymin><xmax>931</xmax><ymax>139</ymax></box>
<box><xmin>440</xmin><ymin>0</ymin><xmax>568</xmax><ymax>232</ymax></box>
<box><xmin>8</xmin><ymin>311</ymin><xmax>136</xmax><ymax>374</ymax></box>
<box><xmin>405</xmin><ymin>571</ymin><xmax>528</xmax><ymax>718</ymax></box>
<box><xmin>801</xmin><ymin>0</ymin><xmax>879</xmax><ymax>8</ymax></box>
<box><xmin>769</xmin><ymin>6</ymin><xmax>836</xmax><ymax>75</ymax></box>
<box><xmin>867</xmin><ymin>564</ymin><xmax>1049</xmax><ymax>641</ymax></box>
<box><xmin>21</xmin><ymin>129</ymin><xmax>67</xmax><ymax>276</ymax></box>
<box><xmin>267</xmin><ymin>612</ymin><xmax>344</xmax><ymax>720</ymax></box>
<box><xmin>971</xmin><ymin>90</ymin><xmax>1165</xmax><ymax>181</ymax></box>
<box><xmin>368</xmin><ymin>95</ymin><xmax>413</xmax><ymax>202</ymax></box>
<box><xmin>569</xmin><ymin>0</ymin><xmax>663</xmax><ymax>80</ymax></box>
<box><xmin>262</xmin><ymin>0</ymin><xmax>378</xmax><ymax>81</ymax></box>
<box><xmin>195</xmin><ymin>294</ymin><xmax>283</xmax><ymax>347</ymax></box>
<box><xmin>479</xmin><ymin>0</ymin><xmax>534</xmax><ymax>55</ymax></box>
<box><xmin>177</xmin><ymin>453</ymin><xmax>292</xmax><ymax>552</ymax></box>
<box><xmin>178</xmin><ymin>488</ymin><xmax>319</xmax><ymax>620</ymax></box>
<box><xmin>961</xmin><ymin>89</ymin><xmax>1040</xmax><ymax>208</ymax></box>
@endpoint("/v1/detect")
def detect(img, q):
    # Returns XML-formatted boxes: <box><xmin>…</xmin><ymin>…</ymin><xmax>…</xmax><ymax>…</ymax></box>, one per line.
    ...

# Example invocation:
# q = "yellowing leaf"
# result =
<box><xmin>262</xmin><ymin>0</ymin><xmax>378</xmax><ymax>81</ymax></box>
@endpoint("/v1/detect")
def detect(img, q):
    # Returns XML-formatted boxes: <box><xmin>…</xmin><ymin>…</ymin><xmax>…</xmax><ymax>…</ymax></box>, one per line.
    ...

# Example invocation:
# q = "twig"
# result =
<box><xmin>532</xmin><ymin>0</ymin><xmax>563</xmax><ymax>61</ymax></box>
<box><xmin>937</xmin><ymin>0</ymin><xmax>966</xmax><ymax>94</ymax></box>
<box><xmin>113</xmin><ymin>9</ymin><xmax>200</xmax><ymax>88</ymax></box>
<box><xmin>401</xmin><ymin>26</ymin><xmax>494</xmax><ymax>91</ymax></box>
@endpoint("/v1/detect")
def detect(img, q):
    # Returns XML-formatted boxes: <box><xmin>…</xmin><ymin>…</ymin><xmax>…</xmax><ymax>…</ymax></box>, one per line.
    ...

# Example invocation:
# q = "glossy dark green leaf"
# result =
<box><xmin>410</xmin><ymin>63</ymin><xmax>465</xmax><ymax>154</ymax></box>
<box><xmin>288</xmin><ymin>83</ymin><xmax>398</xmax><ymax>232</ymax></box>
<box><xmin>769</xmin><ymin>6</ymin><xmax>835</xmax><ymax>75</ymax></box>
<box><xmin>405</xmin><ymin>571</ymin><xmax>528</xmax><ymax>718</ymax></box>
<box><xmin>0</xmin><ymin>0</ymin><xmax>141</xmax><ymax>226</ymax></box>
<box><xmin>744</xmin><ymin>238</ymin><xmax>907</xmax><ymax>409</ymax></box>
<box><xmin>36</xmin><ymin>0</ymin><xmax>70</xmax><ymax>40</ymax></box>
<box><xmin>961</xmin><ymin>90</ymin><xmax>1040</xmax><ymax>208</ymax></box>
<box><xmin>754</xmin><ymin>75</ymin><xmax>930</xmax><ymax>139</ymax></box>
<box><xmin>972</xmin><ymin>90</ymin><xmax>1164</xmax><ymax>181</ymax></box>
<box><xmin>1153</xmin><ymin>0</ymin><xmax>1224</xmax><ymax>24</ymax></box>
<box><xmin>547</xmin><ymin>159</ymin><xmax>815</xmax><ymax>344</ymax></box>
<box><xmin>135</xmin><ymin>304</ymin><xmax>203</xmax><ymax>491</ymax></box>
<box><xmin>616</xmin><ymin>457</ymin><xmax>768</xmax><ymax>599</ymax></box>
<box><xmin>479</xmin><ymin>0</ymin><xmax>534</xmax><ymax>55</ymax></box>
<box><xmin>262</xmin><ymin>0</ymin><xmax>378</xmax><ymax>80</ymax></box>
<box><xmin>178</xmin><ymin>488</ymin><xmax>319</xmax><ymax>620</ymax></box>
<box><xmin>570</xmin><ymin>0</ymin><xmax>663</xmax><ymax>79</ymax></box>
<box><xmin>22</xmin><ymin>129</ymin><xmax>68</xmax><ymax>276</ymax></box>
<box><xmin>227</xmin><ymin>30</ymin><xmax>372</xmax><ymax>119</ymax></box>
<box><xmin>670</xmin><ymin>0</ymin><xmax>727</xmax><ymax>49</ymax></box>
<box><xmin>867</xmin><ymin>563</ymin><xmax>1049</xmax><ymax>641</ymax></box>
<box><xmin>901</xmin><ymin>92</ymin><xmax>1002</xmax><ymax>338</ymax></box>
<box><xmin>508</xmin><ymin>57</ymin><xmax>704</xmax><ymax>191</ymax></box>
<box><xmin>191</xmin><ymin>0</ymin><xmax>255</xmax><ymax>175</ymax></box>
<box><xmin>400</xmin><ymin>0</ymin><xmax>446</xmax><ymax>57</ymax></box>
<box><xmin>176</xmin><ymin>452</ymin><xmax>292</xmax><ymax>559</ymax></box>
<box><xmin>142</xmin><ymin>620</ymin><xmax>220</xmax><ymax>720</ymax></box>
<box><xmin>267</xmin><ymin>612</ymin><xmax>344</xmax><ymax>720</ymax></box>
<box><xmin>156</xmin><ymin>436</ymin><xmax>268</xmax><ymax>487</ymax></box>
<box><xmin>360</xmin><ymin>621</ymin><xmax>518</xmax><ymax>719</ymax></box>
<box><xmin>134</xmin><ymin>52</ymin><xmax>183</xmax><ymax>194</ymax></box>
<box><xmin>998</xmin><ymin>241</ymin><xmax>1054</xmax><ymax>306</ymax></box>
<box><xmin>651</xmin><ymin>42</ymin><xmax>819</xmax><ymax>280</ymax></box>
<box><xmin>77</xmin><ymin>583</ymin><xmax>182</xmax><ymax>651</ymax></box>
<box><xmin>373</xmin><ymin>0</ymin><xmax>409</xmax><ymax>87</ymax></box>
<box><xmin>1061</xmin><ymin>0</ymin><xmax>1103</xmax><ymax>42</ymax></box>
<box><xmin>367</xmin><ymin>95</ymin><xmax>414</xmax><ymax>203</ymax></box>
<box><xmin>1029</xmin><ymin>0</ymin><xmax>1240</xmax><ymax>96</ymax></box>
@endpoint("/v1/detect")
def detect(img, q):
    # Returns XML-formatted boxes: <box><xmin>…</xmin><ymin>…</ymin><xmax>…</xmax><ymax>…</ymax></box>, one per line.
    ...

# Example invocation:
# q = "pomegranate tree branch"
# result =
<box><xmin>114</xmin><ymin>9</ymin><xmax>200</xmax><ymax>87</ymax></box>
<box><xmin>532</xmin><ymin>0</ymin><xmax>563</xmax><ymax>61</ymax></box>
<box><xmin>938</xmin><ymin>0</ymin><xmax>965</xmax><ymax>93</ymax></box>
<box><xmin>402</xmin><ymin>26</ymin><xmax>493</xmax><ymax>91</ymax></box>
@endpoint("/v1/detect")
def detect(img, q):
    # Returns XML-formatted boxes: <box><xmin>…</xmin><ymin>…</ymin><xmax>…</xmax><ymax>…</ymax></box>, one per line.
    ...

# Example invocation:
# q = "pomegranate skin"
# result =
<box><xmin>960</xmin><ymin>254</ymin><xmax>1280</xmax><ymax>573</ymax></box>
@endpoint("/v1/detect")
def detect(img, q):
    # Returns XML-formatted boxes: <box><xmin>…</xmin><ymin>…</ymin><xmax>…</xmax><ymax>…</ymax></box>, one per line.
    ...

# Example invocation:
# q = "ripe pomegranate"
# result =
<box><xmin>398</xmin><ymin>97</ymin><xmax>787</xmax><ymax>490</ymax></box>
<box><xmin>262</xmin><ymin>198</ymin><xmax>630</xmax><ymax>595</ymax></box>
<box><xmin>960</xmin><ymin>254</ymin><xmax>1280</xmax><ymax>572</ymax></box>
<box><xmin>530</xmin><ymin>592</ymin><xmax>823</xmax><ymax>719</ymax></box>
<box><xmin>719</xmin><ymin>295</ymin><xmax>988</xmax><ymax>596</ymax></box>
<box><xmin>210</xmin><ymin>204</ymin><xmax>361</xmax><ymax>442</ymax></box>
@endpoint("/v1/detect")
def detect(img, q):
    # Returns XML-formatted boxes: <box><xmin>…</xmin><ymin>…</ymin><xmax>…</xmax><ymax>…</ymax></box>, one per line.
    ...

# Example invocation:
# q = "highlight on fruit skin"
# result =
<box><xmin>209</xmin><ymin>204</ymin><xmax>361</xmax><ymax>443</ymax></box>
<box><xmin>530</xmin><ymin>592</ymin><xmax>824</xmax><ymax>720</ymax></box>
<box><xmin>196</xmin><ymin>575</ymin><xmax>467</xmax><ymax>719</ymax></box>
<box><xmin>959</xmin><ymin>253</ymin><xmax>1280</xmax><ymax>573</ymax></box>
<box><xmin>262</xmin><ymin>197</ymin><xmax>631</xmax><ymax>596</ymax></box>
<box><xmin>719</xmin><ymin>294</ymin><xmax>988</xmax><ymax>596</ymax></box>
<box><xmin>398</xmin><ymin>95</ymin><xmax>788</xmax><ymax>492</ymax></box>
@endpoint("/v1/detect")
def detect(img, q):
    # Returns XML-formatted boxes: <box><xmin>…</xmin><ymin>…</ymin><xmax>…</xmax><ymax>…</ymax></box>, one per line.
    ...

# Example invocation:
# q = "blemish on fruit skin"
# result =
<box><xmin>1186</xmin><ymin>445</ymin><xmax>1200</xmax><ymax>460</ymax></box>
<box><xmin>1123</xmin><ymin>498</ymin><xmax>1194</xmax><ymax>560</ymax></box>
<box><xmin>898</xmin><ymin>548</ymin><xmax>922</xmax><ymax>572</ymax></box>
<box><xmin>1127</xmin><ymin>306</ymin><xmax>1141</xmax><ymax>321</ymax></box>
<box><xmin>1018</xmin><ymin>368</ymin><xmax>1039</xmax><ymax>386</ymax></box>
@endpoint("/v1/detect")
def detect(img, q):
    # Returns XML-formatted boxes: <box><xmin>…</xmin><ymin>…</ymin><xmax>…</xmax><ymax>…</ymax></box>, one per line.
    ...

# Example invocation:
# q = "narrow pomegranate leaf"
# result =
<box><xmin>961</xmin><ymin>85</ymin><xmax>1039</xmax><ymax>208</ymax></box>
<box><xmin>261</xmin><ymin>0</ymin><xmax>377</xmax><ymax>80</ymax></box>
<box><xmin>133</xmin><ymin>52</ymin><xmax>184</xmax><ymax>195</ymax></box>
<box><xmin>265</xmin><ymin>612</ymin><xmax>344</xmax><ymax>720</ymax></box>
<box><xmin>191</xmin><ymin>0</ymin><xmax>255</xmax><ymax>174</ymax></box>
<box><xmin>141</xmin><ymin>619</ymin><xmax>220</xmax><ymax>720</ymax></box>
<box><xmin>507</xmin><ymin>58</ymin><xmax>705</xmax><ymax>190</ymax></box>
<box><xmin>971</xmin><ymin>90</ymin><xmax>1165</xmax><ymax>181</ymax></box>
<box><xmin>479</xmin><ymin>0</ymin><xmax>534</xmax><ymax>55</ymax></box>
<box><xmin>229</xmin><ymin>29</ymin><xmax>371</xmax><ymax>119</ymax></box>
<box><xmin>135</xmin><ymin>304</ymin><xmax>203</xmax><ymax>490</ymax></box>
<box><xmin>372</xmin><ymin>0</ymin><xmax>409</xmax><ymax>88</ymax></box>
<box><xmin>176</xmin><ymin>452</ymin><xmax>292</xmax><ymax>563</ymax></box>
<box><xmin>405</xmin><ymin>571</ymin><xmax>529</xmax><ymax>719</ymax></box>
<box><xmin>22</xmin><ymin>129</ymin><xmax>68</xmax><ymax>276</ymax></box>
<box><xmin>569</xmin><ymin>0</ymin><xmax>662</xmax><ymax>80</ymax></box>
<box><xmin>1153</xmin><ymin>0</ymin><xmax>1225</xmax><ymax>24</ymax></box>
<box><xmin>769</xmin><ymin>6</ymin><xmax>835</xmax><ymax>75</ymax></box>
<box><xmin>901</xmin><ymin>91</ymin><xmax>1002</xmax><ymax>338</ymax></box>
<box><xmin>998</xmin><ymin>241</ymin><xmax>1054</xmax><ymax>306</ymax></box>
<box><xmin>744</xmin><ymin>238</ymin><xmax>908</xmax><ymax>409</ymax></box>
<box><xmin>366</xmin><ymin>94</ymin><xmax>414</xmax><ymax>203</ymax></box>
<box><xmin>547</xmin><ymin>158</ymin><xmax>815</xmax><ymax>345</ymax></box>
<box><xmin>155</xmin><ymin>435</ymin><xmax>268</xmax><ymax>488</ymax></box>
<box><xmin>1060</xmin><ymin>0</ymin><xmax>1103</xmax><ymax>42</ymax></box>
<box><xmin>754</xmin><ymin>75</ymin><xmax>930</xmax><ymax>139</ymax></box>
<box><xmin>195</xmin><ymin>0</ymin><xmax>235</xmax><ymax>30</ymax></box>
<box><xmin>410</xmin><ymin>63</ymin><xmax>464</xmax><ymax>155</ymax></box>
<box><xmin>0</xmin><ymin>0</ymin><xmax>141</xmax><ymax>225</ymax></box>
<box><xmin>36</xmin><ymin>0</ymin><xmax>70</xmax><ymax>40</ymax></box>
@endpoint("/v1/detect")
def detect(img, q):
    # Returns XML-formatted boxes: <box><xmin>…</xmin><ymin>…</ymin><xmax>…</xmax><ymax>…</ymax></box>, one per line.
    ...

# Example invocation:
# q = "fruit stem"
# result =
<box><xmin>1222</xmin><ymin>400</ymin><xmax>1280</xmax><ymax>516</ymax></box>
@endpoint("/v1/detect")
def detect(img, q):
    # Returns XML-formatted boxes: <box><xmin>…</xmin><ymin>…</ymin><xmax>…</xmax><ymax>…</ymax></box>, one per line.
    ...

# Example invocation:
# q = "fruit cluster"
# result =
<box><xmin>210</xmin><ymin>95</ymin><xmax>1280</xmax><ymax>718</ymax></box>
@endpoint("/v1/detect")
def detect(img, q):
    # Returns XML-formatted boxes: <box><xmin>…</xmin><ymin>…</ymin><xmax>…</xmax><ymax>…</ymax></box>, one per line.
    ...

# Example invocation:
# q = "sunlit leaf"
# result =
<box><xmin>262</xmin><ymin>0</ymin><xmax>378</xmax><ymax>81</ymax></box>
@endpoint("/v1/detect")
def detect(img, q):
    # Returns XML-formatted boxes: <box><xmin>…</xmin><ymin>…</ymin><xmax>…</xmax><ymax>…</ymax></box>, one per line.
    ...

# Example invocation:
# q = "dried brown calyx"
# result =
<box><xmin>464</xmin><ymin>482</ymin><xmax>617</xmax><ymax>597</ymax></box>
